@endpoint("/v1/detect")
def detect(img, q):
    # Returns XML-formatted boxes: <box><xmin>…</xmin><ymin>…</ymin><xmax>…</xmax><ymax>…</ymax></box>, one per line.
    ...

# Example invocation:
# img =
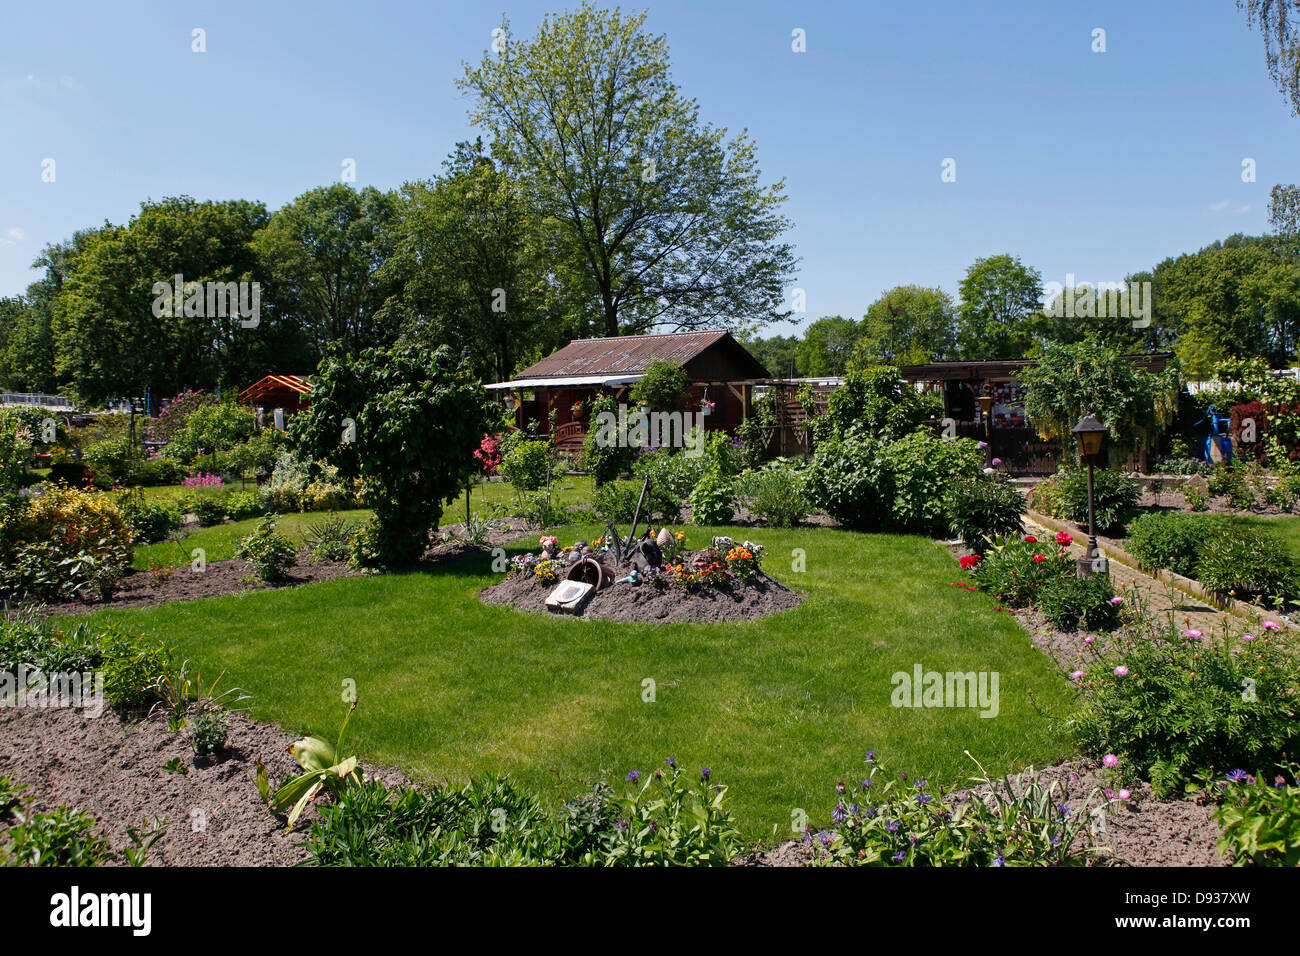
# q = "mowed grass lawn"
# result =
<box><xmin>130</xmin><ymin>475</ymin><xmax>595</xmax><ymax>569</ymax></box>
<box><xmin>87</xmin><ymin>524</ymin><xmax>1075</xmax><ymax>844</ymax></box>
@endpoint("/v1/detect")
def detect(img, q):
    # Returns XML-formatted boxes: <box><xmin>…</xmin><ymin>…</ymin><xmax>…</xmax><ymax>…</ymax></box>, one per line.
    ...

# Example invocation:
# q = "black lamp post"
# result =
<box><xmin>977</xmin><ymin>387</ymin><xmax>994</xmax><ymax>465</ymax></box>
<box><xmin>1071</xmin><ymin>414</ymin><xmax>1109</xmax><ymax>579</ymax></box>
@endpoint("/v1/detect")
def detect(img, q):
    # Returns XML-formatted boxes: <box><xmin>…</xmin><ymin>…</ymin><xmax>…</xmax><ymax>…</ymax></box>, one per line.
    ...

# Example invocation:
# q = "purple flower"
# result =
<box><xmin>892</xmin><ymin>851</ymin><xmax>906</xmax><ymax>864</ymax></box>
<box><xmin>864</xmin><ymin>750</ymin><xmax>875</xmax><ymax>763</ymax></box>
<box><xmin>700</xmin><ymin>767</ymin><xmax>710</xmax><ymax>781</ymax></box>
<box><xmin>860</xmin><ymin>779</ymin><xmax>873</xmax><ymax>789</ymax></box>
<box><xmin>665</xmin><ymin>756</ymin><xmax>675</xmax><ymax>768</ymax></box>
<box><xmin>626</xmin><ymin>770</ymin><xmax>641</xmax><ymax>783</ymax></box>
<box><xmin>1103</xmin><ymin>754</ymin><xmax>1119</xmax><ymax>768</ymax></box>
<box><xmin>1226</xmin><ymin>769</ymin><xmax>1249</xmax><ymax>783</ymax></box>
<box><xmin>991</xmin><ymin>457</ymin><xmax>1002</xmax><ymax>467</ymax></box>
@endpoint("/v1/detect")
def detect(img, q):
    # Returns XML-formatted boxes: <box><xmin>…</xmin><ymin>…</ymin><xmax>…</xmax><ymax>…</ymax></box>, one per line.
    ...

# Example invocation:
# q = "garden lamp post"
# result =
<box><xmin>977</xmin><ymin>388</ymin><xmax>994</xmax><ymax>465</ymax></box>
<box><xmin>1071</xmin><ymin>414</ymin><xmax>1109</xmax><ymax>579</ymax></box>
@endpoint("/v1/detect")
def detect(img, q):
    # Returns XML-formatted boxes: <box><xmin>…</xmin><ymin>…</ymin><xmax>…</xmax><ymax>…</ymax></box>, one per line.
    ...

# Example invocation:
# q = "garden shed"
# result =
<box><xmin>897</xmin><ymin>353</ymin><xmax>1174</xmax><ymax>474</ymax></box>
<box><xmin>485</xmin><ymin>330</ymin><xmax>771</xmax><ymax>452</ymax></box>
<box><xmin>237</xmin><ymin>374</ymin><xmax>313</xmax><ymax>429</ymax></box>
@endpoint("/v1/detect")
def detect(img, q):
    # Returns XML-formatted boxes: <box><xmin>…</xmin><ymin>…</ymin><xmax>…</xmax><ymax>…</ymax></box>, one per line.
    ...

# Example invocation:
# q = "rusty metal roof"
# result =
<box><xmin>514</xmin><ymin>330</ymin><xmax>750</xmax><ymax>380</ymax></box>
<box><xmin>238</xmin><ymin>375</ymin><xmax>313</xmax><ymax>404</ymax></box>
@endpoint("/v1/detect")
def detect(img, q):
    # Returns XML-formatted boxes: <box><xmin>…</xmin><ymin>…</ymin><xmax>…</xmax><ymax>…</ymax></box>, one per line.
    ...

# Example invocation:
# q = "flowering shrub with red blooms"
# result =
<box><xmin>969</xmin><ymin>534</ymin><xmax>1070</xmax><ymax>608</ymax></box>
<box><xmin>1032</xmin><ymin>554</ymin><xmax>1046</xmax><ymax>563</ymax></box>
<box><xmin>473</xmin><ymin>434</ymin><xmax>503</xmax><ymax>476</ymax></box>
<box><xmin>1055</xmin><ymin>531</ymin><xmax>1073</xmax><ymax>547</ymax></box>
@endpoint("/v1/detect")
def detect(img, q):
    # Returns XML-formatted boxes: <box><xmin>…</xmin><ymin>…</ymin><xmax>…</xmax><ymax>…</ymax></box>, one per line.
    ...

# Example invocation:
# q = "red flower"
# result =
<box><xmin>1055</xmin><ymin>531</ymin><xmax>1073</xmax><ymax>546</ymax></box>
<box><xmin>1024</xmin><ymin>535</ymin><xmax>1037</xmax><ymax>543</ymax></box>
<box><xmin>959</xmin><ymin>554</ymin><xmax>981</xmax><ymax>570</ymax></box>
<box><xmin>1033</xmin><ymin>554</ymin><xmax>1046</xmax><ymax>563</ymax></box>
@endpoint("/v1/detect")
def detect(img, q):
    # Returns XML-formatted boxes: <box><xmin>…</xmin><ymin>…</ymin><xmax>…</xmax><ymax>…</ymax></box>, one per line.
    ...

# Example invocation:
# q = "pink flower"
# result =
<box><xmin>1055</xmin><ymin>531</ymin><xmax>1073</xmax><ymax>546</ymax></box>
<box><xmin>1109</xmin><ymin>596</ymin><xmax>1123</xmax><ymax>605</ymax></box>
<box><xmin>1242</xmin><ymin>633</ymin><xmax>1255</xmax><ymax>641</ymax></box>
<box><xmin>1263</xmin><ymin>621</ymin><xmax>1281</xmax><ymax>631</ymax></box>
<box><xmin>1103</xmin><ymin>754</ymin><xmax>1119</xmax><ymax>768</ymax></box>
<box><xmin>1069</xmin><ymin>670</ymin><xmax>1085</xmax><ymax>680</ymax></box>
<box><xmin>977</xmin><ymin>441</ymin><xmax>988</xmax><ymax>450</ymax></box>
<box><xmin>1084</xmin><ymin>635</ymin><xmax>1094</xmax><ymax>644</ymax></box>
<box><xmin>1119</xmin><ymin>788</ymin><xmax>1131</xmax><ymax>800</ymax></box>
<box><xmin>1183</xmin><ymin>629</ymin><xmax>1202</xmax><ymax>639</ymax></box>
<box><xmin>1114</xmin><ymin>665</ymin><xmax>1129</xmax><ymax>677</ymax></box>
<box><xmin>991</xmin><ymin>457</ymin><xmax>1002</xmax><ymax>467</ymax></box>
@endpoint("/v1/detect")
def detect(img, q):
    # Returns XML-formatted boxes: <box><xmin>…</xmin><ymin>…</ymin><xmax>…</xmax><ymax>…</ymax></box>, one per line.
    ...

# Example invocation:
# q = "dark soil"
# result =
<box><xmin>1136</xmin><ymin>488</ymin><xmax>1293</xmax><ymax>516</ymax></box>
<box><xmin>38</xmin><ymin>520</ymin><xmax>529</xmax><ymax>617</ymax></box>
<box><xmin>479</xmin><ymin>557</ymin><xmax>803</xmax><ymax>623</ymax></box>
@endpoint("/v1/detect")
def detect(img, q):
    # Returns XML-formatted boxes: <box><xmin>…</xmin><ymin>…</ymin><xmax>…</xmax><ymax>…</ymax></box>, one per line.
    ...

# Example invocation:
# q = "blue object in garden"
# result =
<box><xmin>614</xmin><ymin>570</ymin><xmax>639</xmax><ymax>585</ymax></box>
<box><xmin>1195</xmin><ymin>404</ymin><xmax>1233</xmax><ymax>463</ymax></box>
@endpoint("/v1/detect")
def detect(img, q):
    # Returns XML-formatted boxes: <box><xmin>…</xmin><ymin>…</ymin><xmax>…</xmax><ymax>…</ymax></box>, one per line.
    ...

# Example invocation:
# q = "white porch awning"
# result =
<box><xmin>484</xmin><ymin>374</ymin><xmax>644</xmax><ymax>390</ymax></box>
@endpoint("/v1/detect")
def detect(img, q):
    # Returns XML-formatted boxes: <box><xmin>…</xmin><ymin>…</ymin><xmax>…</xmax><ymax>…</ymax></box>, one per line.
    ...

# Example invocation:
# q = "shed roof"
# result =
<box><xmin>238</xmin><ymin>374</ymin><xmax>313</xmax><ymax>405</ymax></box>
<box><xmin>508</xmin><ymin>330</ymin><xmax>768</xmax><ymax>383</ymax></box>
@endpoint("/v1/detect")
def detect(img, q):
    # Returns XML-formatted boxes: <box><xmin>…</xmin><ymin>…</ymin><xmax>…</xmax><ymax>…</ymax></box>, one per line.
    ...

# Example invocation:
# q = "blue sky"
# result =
<box><xmin>1</xmin><ymin>0</ymin><xmax>1296</xmax><ymax>336</ymax></box>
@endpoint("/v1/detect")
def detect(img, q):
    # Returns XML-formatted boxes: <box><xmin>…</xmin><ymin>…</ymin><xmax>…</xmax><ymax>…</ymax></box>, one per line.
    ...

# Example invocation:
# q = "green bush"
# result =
<box><xmin>304</xmin><ymin>515</ymin><xmax>356</xmax><ymax>562</ymax></box>
<box><xmin>1029</xmin><ymin>467</ymin><xmax>1138</xmax><ymax>534</ymax></box>
<box><xmin>131</xmin><ymin>458</ymin><xmax>185</xmax><ymax>486</ymax></box>
<box><xmin>234</xmin><ymin>516</ymin><xmax>297</xmax><ymax>582</ymax></box>
<box><xmin>499</xmin><ymin>439</ymin><xmax>550</xmax><ymax>491</ymax></box>
<box><xmin>815</xmin><ymin>366</ymin><xmax>941</xmax><ymax>443</ymax></box>
<box><xmin>689</xmin><ymin>471</ymin><xmax>735</xmax><ymax>525</ymax></box>
<box><xmin>972</xmin><ymin>534</ymin><xmax>1072</xmax><ymax>608</ymax></box>
<box><xmin>118</xmin><ymin>493</ymin><xmax>182</xmax><ymax>544</ymax></box>
<box><xmin>628</xmin><ymin>359</ymin><xmax>688</xmax><ymax>412</ymax></box>
<box><xmin>581</xmin><ymin>396</ymin><xmax>632</xmax><ymax>485</ymax></box>
<box><xmin>946</xmin><ymin>474</ymin><xmax>1024</xmax><ymax>552</ymax></box>
<box><xmin>1124</xmin><ymin>512</ymin><xmax>1224</xmax><ymax>577</ymax></box>
<box><xmin>632</xmin><ymin>447</ymin><xmax>708</xmax><ymax>503</ymax></box>
<box><xmin>223</xmin><ymin>490</ymin><xmax>265</xmax><ymax>521</ymax></box>
<box><xmin>806</xmin><ymin>434</ymin><xmax>891</xmax><ymax>529</ymax></box>
<box><xmin>1071</xmin><ymin>627</ymin><xmax>1300</xmax><ymax>797</ymax></box>
<box><xmin>1195</xmin><ymin>526</ymin><xmax>1298</xmax><ymax>606</ymax></box>
<box><xmin>591</xmin><ymin>479</ymin><xmax>681</xmax><ymax>525</ymax></box>
<box><xmin>734</xmin><ymin>459</ymin><xmax>811</xmax><ymax>527</ymax></box>
<box><xmin>1212</xmin><ymin>768</ymin><xmax>1300</xmax><ymax>866</ymax></box>
<box><xmin>2</xmin><ymin>803</ymin><xmax>114</xmax><ymax>867</ymax></box>
<box><xmin>1036</xmin><ymin>574</ymin><xmax>1121</xmax><ymax>631</ymax></box>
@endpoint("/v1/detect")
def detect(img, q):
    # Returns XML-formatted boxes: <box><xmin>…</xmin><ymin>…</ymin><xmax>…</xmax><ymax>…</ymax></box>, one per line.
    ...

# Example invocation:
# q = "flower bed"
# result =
<box><xmin>479</xmin><ymin>531</ymin><xmax>802</xmax><ymax>623</ymax></box>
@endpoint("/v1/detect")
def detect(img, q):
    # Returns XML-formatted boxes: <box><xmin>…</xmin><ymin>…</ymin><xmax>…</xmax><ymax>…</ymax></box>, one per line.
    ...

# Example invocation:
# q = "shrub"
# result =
<box><xmin>2</xmin><ymin>803</ymin><xmax>114</xmax><ymax>867</ymax></box>
<box><xmin>304</xmin><ymin>515</ymin><xmax>356</xmax><ymax>562</ymax></box>
<box><xmin>1212</xmin><ymin>768</ymin><xmax>1300</xmax><ymax>866</ymax></box>
<box><xmin>82</xmin><ymin>438</ymin><xmax>133</xmax><ymax>484</ymax></box>
<box><xmin>0</xmin><ymin>486</ymin><xmax>133</xmax><ymax>600</ymax></box>
<box><xmin>184</xmin><ymin>493</ymin><xmax>228</xmax><ymax>527</ymax></box>
<box><xmin>131</xmin><ymin>457</ymin><xmax>185</xmax><ymax>487</ymax></box>
<box><xmin>592</xmin><ymin>479</ymin><xmax>681</xmax><ymax>525</ymax></box>
<box><xmin>1030</xmin><ymin>467</ymin><xmax>1138</xmax><ymax>533</ymax></box>
<box><xmin>512</xmin><ymin>491</ymin><xmax>568</xmax><ymax>529</ymax></box>
<box><xmin>117</xmin><ymin>492</ymin><xmax>183</xmax><ymax>544</ymax></box>
<box><xmin>190</xmin><ymin>708</ymin><xmax>228</xmax><ymax>756</ymax></box>
<box><xmin>734</xmin><ymin>459</ymin><xmax>811</xmax><ymax>527</ymax></box>
<box><xmin>262</xmin><ymin>450</ymin><xmax>356</xmax><ymax>513</ymax></box>
<box><xmin>632</xmin><ymin>447</ymin><xmax>709</xmax><ymax>503</ymax></box>
<box><xmin>807</xmin><ymin>754</ymin><xmax>1098</xmax><ymax>866</ymax></box>
<box><xmin>946</xmin><ymin>473</ymin><xmax>1024</xmax><ymax>552</ymax></box>
<box><xmin>688</xmin><ymin>470</ymin><xmax>735</xmax><ymax>525</ymax></box>
<box><xmin>1036</xmin><ymin>574</ymin><xmax>1121</xmax><ymax>631</ymax></box>
<box><xmin>1124</xmin><ymin>512</ymin><xmax>1223</xmax><ymax>577</ymax></box>
<box><xmin>628</xmin><ymin>359</ymin><xmax>688</xmax><ymax>412</ymax></box>
<box><xmin>815</xmin><ymin>366</ymin><xmax>941</xmax><ymax>443</ymax></box>
<box><xmin>1071</xmin><ymin>626</ymin><xmax>1300</xmax><ymax>797</ymax></box>
<box><xmin>223</xmin><ymin>490</ymin><xmax>265</xmax><ymax>522</ymax></box>
<box><xmin>806</xmin><ymin>434</ymin><xmax>890</xmax><ymax>529</ymax></box>
<box><xmin>234</xmin><ymin>516</ymin><xmax>297</xmax><ymax>582</ymax></box>
<box><xmin>581</xmin><ymin>396</ymin><xmax>633</xmax><ymax>484</ymax></box>
<box><xmin>499</xmin><ymin>439</ymin><xmax>550</xmax><ymax>491</ymax></box>
<box><xmin>1195</xmin><ymin>526</ymin><xmax>1298</xmax><ymax>606</ymax></box>
<box><xmin>972</xmin><ymin>534</ymin><xmax>1072</xmax><ymax>608</ymax></box>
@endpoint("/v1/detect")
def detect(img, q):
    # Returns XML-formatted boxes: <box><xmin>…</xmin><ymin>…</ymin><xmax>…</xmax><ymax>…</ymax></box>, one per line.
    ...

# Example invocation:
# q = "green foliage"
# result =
<box><xmin>268</xmin><ymin>703</ymin><xmax>364</xmax><ymax>831</ymax></box>
<box><xmin>498</xmin><ymin>439</ymin><xmax>549</xmax><ymax>491</ymax></box>
<box><xmin>0</xmin><ymin>486</ymin><xmax>134</xmax><ymax>601</ymax></box>
<box><xmin>1195</xmin><ymin>525</ymin><xmax>1298</xmax><ymax>606</ymax></box>
<box><xmin>303</xmin><ymin>515</ymin><xmax>356</xmax><ymax>562</ymax></box>
<box><xmin>2</xmin><ymin>803</ymin><xmax>114</xmax><ymax>867</ymax></box>
<box><xmin>581</xmin><ymin>395</ymin><xmax>632</xmax><ymax>485</ymax></box>
<box><xmin>734</xmin><ymin>459</ymin><xmax>811</xmax><ymax>527</ymax></box>
<box><xmin>972</xmin><ymin>534</ymin><xmax>1073</xmax><ymax>608</ymax></box>
<box><xmin>817</xmin><ymin>366</ymin><xmax>941</xmax><ymax>443</ymax></box>
<box><xmin>808</xmin><ymin>431</ymin><xmax>982</xmax><ymax>534</ymax></box>
<box><xmin>1020</xmin><ymin>339</ymin><xmax>1182</xmax><ymax>455</ymax></box>
<box><xmin>628</xmin><ymin>360</ymin><xmax>688</xmax><ymax>412</ymax></box>
<box><xmin>631</xmin><ymin>447</ymin><xmax>709</xmax><ymax>502</ymax></box>
<box><xmin>190</xmin><ymin>708</ymin><xmax>228</xmax><ymax>756</ymax></box>
<box><xmin>0</xmin><ymin>409</ymin><xmax>35</xmax><ymax>489</ymax></box>
<box><xmin>1036</xmin><ymin>574</ymin><xmax>1121</xmax><ymax>631</ymax></box>
<box><xmin>955</xmin><ymin>253</ymin><xmax>1041</xmax><ymax>359</ymax></box>
<box><xmin>1212</xmin><ymin>768</ymin><xmax>1300</xmax><ymax>866</ymax></box>
<box><xmin>1028</xmin><ymin>467</ymin><xmax>1138</xmax><ymax>534</ymax></box>
<box><xmin>1071</xmin><ymin>627</ymin><xmax>1300</xmax><ymax>797</ymax></box>
<box><xmin>854</xmin><ymin>285</ymin><xmax>957</xmax><ymax>367</ymax></box>
<box><xmin>808</xmin><ymin>755</ymin><xmax>1098</xmax><ymax>866</ymax></box>
<box><xmin>459</xmin><ymin>4</ymin><xmax>796</xmax><ymax>336</ymax></box>
<box><xmin>234</xmin><ymin>516</ymin><xmax>297</xmax><ymax>582</ymax></box>
<box><xmin>223</xmin><ymin>490</ymin><xmax>265</xmax><ymax>522</ymax></box>
<box><xmin>797</xmin><ymin>315</ymin><xmax>863</xmax><ymax>376</ymax></box>
<box><xmin>688</xmin><ymin>470</ymin><xmax>735</xmax><ymax>525</ymax></box>
<box><xmin>591</xmin><ymin>479</ymin><xmax>681</xmax><ymax>525</ymax></box>
<box><xmin>1124</xmin><ymin>512</ymin><xmax>1224</xmax><ymax>577</ymax></box>
<box><xmin>164</xmin><ymin>401</ymin><xmax>255</xmax><ymax>463</ymax></box>
<box><xmin>945</xmin><ymin>473</ymin><xmax>1024</xmax><ymax>552</ymax></box>
<box><xmin>291</xmin><ymin>342</ymin><xmax>491</xmax><ymax>568</ymax></box>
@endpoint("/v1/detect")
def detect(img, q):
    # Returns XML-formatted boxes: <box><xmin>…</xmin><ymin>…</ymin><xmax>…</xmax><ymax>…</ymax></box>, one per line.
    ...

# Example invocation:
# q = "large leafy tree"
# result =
<box><xmin>385</xmin><ymin>141</ymin><xmax>565</xmax><ymax>383</ymax></box>
<box><xmin>459</xmin><ymin>3</ymin><xmax>797</xmax><ymax>337</ymax></box>
<box><xmin>855</xmin><ymin>285</ymin><xmax>957</xmax><ymax>366</ymax></box>
<box><xmin>1021</xmin><ymin>339</ymin><xmax>1182</xmax><ymax>456</ymax></box>
<box><xmin>252</xmin><ymin>184</ymin><xmax>401</xmax><ymax>358</ymax></box>
<box><xmin>52</xmin><ymin>197</ymin><xmax>271</xmax><ymax>403</ymax></box>
<box><xmin>290</xmin><ymin>343</ymin><xmax>492</xmax><ymax>568</ymax></box>
<box><xmin>797</xmin><ymin>316</ymin><xmax>862</xmax><ymax>377</ymax></box>
<box><xmin>740</xmin><ymin>332</ymin><xmax>802</xmax><ymax>379</ymax></box>
<box><xmin>955</xmin><ymin>254</ymin><xmax>1042</xmax><ymax>360</ymax></box>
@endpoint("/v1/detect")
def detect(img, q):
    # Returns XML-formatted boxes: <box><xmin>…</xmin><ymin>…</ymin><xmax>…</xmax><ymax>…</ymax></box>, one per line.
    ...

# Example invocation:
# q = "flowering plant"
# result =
<box><xmin>182</xmin><ymin>472</ymin><xmax>223</xmax><ymax>491</ymax></box>
<box><xmin>725</xmin><ymin>545</ymin><xmax>761</xmax><ymax>579</ymax></box>
<box><xmin>958</xmin><ymin>554</ymin><xmax>981</xmax><ymax>571</ymax></box>
<box><xmin>533</xmin><ymin>559</ymin><xmax>560</xmax><ymax>583</ymax></box>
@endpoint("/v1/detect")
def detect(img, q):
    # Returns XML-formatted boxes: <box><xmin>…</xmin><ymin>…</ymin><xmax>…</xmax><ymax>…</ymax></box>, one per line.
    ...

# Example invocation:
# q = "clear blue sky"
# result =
<box><xmin>1</xmin><ymin>0</ymin><xmax>1296</xmax><ymax>336</ymax></box>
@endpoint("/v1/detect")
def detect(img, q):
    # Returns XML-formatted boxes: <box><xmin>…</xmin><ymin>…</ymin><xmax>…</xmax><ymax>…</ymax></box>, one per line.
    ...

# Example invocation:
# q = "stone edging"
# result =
<box><xmin>1023</xmin><ymin>508</ymin><xmax>1299</xmax><ymax>634</ymax></box>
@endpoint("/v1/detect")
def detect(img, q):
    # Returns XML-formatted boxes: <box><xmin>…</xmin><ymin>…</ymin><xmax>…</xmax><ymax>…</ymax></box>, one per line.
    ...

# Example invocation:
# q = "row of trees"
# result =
<box><xmin>745</xmin><ymin>234</ymin><xmax>1300</xmax><ymax>379</ymax></box>
<box><xmin>0</xmin><ymin>4</ymin><xmax>796</xmax><ymax>403</ymax></box>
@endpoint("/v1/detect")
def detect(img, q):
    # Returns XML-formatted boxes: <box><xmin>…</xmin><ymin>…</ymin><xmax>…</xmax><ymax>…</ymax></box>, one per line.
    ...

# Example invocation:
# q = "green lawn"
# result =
<box><xmin>132</xmin><ymin>475</ymin><xmax>595</xmax><ymax>569</ymax></box>
<box><xmin>90</xmin><ymin>523</ymin><xmax>1074</xmax><ymax>844</ymax></box>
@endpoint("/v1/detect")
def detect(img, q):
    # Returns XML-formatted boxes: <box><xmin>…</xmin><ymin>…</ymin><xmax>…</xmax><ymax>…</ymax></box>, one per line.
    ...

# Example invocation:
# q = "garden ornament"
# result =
<box><xmin>630</xmin><ymin>539</ymin><xmax>663</xmax><ymax>573</ymax></box>
<box><xmin>1195</xmin><ymin>404</ymin><xmax>1233</xmax><ymax>463</ymax></box>
<box><xmin>656</xmin><ymin>527</ymin><xmax>673</xmax><ymax>549</ymax></box>
<box><xmin>565</xmin><ymin>557</ymin><xmax>612</xmax><ymax>590</ymax></box>
<box><xmin>614</xmin><ymin>569</ymin><xmax>639</xmax><ymax>585</ymax></box>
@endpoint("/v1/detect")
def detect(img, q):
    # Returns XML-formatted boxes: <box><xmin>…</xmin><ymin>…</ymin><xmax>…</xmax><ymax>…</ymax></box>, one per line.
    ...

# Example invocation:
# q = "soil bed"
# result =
<box><xmin>479</xmin><ymin>550</ymin><xmax>802</xmax><ymax>623</ymax></box>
